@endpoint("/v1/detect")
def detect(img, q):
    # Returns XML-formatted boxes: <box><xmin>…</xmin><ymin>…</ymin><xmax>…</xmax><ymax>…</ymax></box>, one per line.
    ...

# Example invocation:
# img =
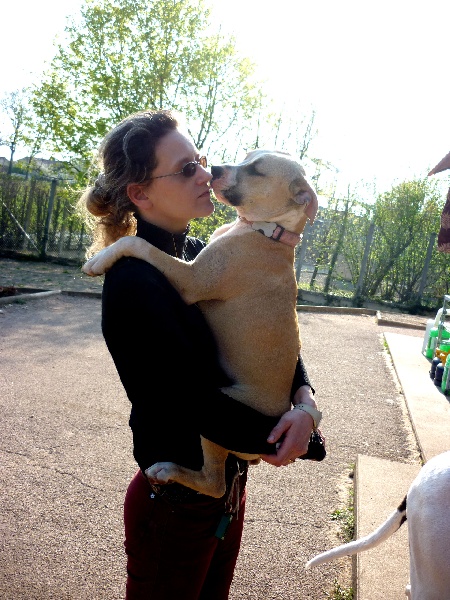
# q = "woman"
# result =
<box><xmin>80</xmin><ymin>109</ymin><xmax>319</xmax><ymax>600</ymax></box>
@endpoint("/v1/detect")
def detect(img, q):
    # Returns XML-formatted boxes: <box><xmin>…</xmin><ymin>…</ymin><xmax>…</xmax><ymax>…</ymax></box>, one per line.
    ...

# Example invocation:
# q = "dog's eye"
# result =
<box><xmin>245</xmin><ymin>161</ymin><xmax>265</xmax><ymax>177</ymax></box>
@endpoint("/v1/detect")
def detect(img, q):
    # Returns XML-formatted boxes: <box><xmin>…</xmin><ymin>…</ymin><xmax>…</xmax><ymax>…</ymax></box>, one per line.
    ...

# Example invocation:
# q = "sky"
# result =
<box><xmin>1</xmin><ymin>0</ymin><xmax>450</xmax><ymax>197</ymax></box>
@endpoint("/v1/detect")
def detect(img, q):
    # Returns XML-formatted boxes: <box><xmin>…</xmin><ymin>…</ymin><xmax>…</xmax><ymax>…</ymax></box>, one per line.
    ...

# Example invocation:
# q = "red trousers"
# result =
<box><xmin>124</xmin><ymin>469</ymin><xmax>247</xmax><ymax>600</ymax></box>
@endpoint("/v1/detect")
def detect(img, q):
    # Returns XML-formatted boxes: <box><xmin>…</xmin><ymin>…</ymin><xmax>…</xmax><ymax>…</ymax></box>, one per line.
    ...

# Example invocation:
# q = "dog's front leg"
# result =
<box><xmin>83</xmin><ymin>235</ymin><xmax>211</xmax><ymax>305</ymax></box>
<box><xmin>83</xmin><ymin>236</ymin><xmax>154</xmax><ymax>276</ymax></box>
<box><xmin>145</xmin><ymin>437</ymin><xmax>230</xmax><ymax>498</ymax></box>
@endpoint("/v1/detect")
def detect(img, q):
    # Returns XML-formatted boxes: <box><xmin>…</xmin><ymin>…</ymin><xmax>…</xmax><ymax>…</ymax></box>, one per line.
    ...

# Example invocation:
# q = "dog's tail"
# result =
<box><xmin>305</xmin><ymin>495</ymin><xmax>407</xmax><ymax>569</ymax></box>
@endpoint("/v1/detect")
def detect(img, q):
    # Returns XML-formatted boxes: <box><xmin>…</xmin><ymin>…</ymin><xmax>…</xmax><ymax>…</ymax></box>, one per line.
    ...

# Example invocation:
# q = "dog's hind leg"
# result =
<box><xmin>145</xmin><ymin>437</ymin><xmax>230</xmax><ymax>498</ymax></box>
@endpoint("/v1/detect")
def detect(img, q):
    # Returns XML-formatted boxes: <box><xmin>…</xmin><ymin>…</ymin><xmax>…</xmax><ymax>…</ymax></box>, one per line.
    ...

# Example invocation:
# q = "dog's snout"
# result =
<box><xmin>211</xmin><ymin>165</ymin><xmax>224</xmax><ymax>180</ymax></box>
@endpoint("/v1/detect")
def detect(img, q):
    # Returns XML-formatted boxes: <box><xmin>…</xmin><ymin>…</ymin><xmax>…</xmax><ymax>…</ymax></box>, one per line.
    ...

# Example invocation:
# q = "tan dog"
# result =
<box><xmin>83</xmin><ymin>149</ymin><xmax>318</xmax><ymax>497</ymax></box>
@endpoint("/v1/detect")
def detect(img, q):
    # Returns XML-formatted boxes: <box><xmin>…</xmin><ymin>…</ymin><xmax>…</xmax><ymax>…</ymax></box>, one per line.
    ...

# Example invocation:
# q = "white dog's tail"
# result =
<box><xmin>305</xmin><ymin>495</ymin><xmax>407</xmax><ymax>569</ymax></box>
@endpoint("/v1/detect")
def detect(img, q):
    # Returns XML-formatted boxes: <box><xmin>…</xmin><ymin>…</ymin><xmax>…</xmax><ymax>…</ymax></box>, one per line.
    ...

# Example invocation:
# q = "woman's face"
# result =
<box><xmin>140</xmin><ymin>128</ymin><xmax>214</xmax><ymax>233</ymax></box>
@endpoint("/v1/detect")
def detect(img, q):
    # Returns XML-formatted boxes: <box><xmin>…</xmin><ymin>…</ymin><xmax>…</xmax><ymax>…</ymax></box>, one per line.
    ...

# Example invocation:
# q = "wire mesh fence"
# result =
<box><xmin>1</xmin><ymin>173</ymin><xmax>449</xmax><ymax>311</ymax></box>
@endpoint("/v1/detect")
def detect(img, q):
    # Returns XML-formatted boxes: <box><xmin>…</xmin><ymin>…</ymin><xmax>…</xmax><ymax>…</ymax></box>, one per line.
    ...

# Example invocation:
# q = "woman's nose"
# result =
<box><xmin>198</xmin><ymin>164</ymin><xmax>212</xmax><ymax>182</ymax></box>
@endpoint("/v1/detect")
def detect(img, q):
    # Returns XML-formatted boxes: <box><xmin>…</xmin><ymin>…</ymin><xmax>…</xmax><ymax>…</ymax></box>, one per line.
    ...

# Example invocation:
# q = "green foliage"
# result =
<box><xmin>188</xmin><ymin>199</ymin><xmax>236</xmax><ymax>242</ymax></box>
<box><xmin>365</xmin><ymin>178</ymin><xmax>444</xmax><ymax>301</ymax></box>
<box><xmin>0</xmin><ymin>173</ymin><xmax>87</xmax><ymax>260</ymax></box>
<box><xmin>331</xmin><ymin>474</ymin><xmax>354</xmax><ymax>543</ymax></box>
<box><xmin>30</xmin><ymin>0</ymin><xmax>265</xmax><ymax>178</ymax></box>
<box><xmin>331</xmin><ymin>504</ymin><xmax>355</xmax><ymax>543</ymax></box>
<box><xmin>306</xmin><ymin>187</ymin><xmax>360</xmax><ymax>291</ymax></box>
<box><xmin>0</xmin><ymin>90</ymin><xmax>31</xmax><ymax>171</ymax></box>
<box><xmin>325</xmin><ymin>580</ymin><xmax>353</xmax><ymax>600</ymax></box>
<box><xmin>1</xmin><ymin>171</ymin><xmax>449</xmax><ymax>307</ymax></box>
<box><xmin>334</xmin><ymin>177</ymin><xmax>449</xmax><ymax>305</ymax></box>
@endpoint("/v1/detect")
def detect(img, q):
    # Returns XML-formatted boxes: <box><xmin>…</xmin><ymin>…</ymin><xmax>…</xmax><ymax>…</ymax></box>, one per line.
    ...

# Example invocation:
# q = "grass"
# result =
<box><xmin>297</xmin><ymin>281</ymin><xmax>354</xmax><ymax>300</ymax></box>
<box><xmin>325</xmin><ymin>579</ymin><xmax>354</xmax><ymax>600</ymax></box>
<box><xmin>331</xmin><ymin>486</ymin><xmax>355</xmax><ymax>543</ymax></box>
<box><xmin>324</xmin><ymin>466</ymin><xmax>355</xmax><ymax>599</ymax></box>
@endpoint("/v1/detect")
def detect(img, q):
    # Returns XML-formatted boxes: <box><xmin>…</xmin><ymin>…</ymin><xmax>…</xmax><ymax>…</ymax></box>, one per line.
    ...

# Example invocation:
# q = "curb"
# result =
<box><xmin>297</xmin><ymin>304</ymin><xmax>377</xmax><ymax>316</ymax></box>
<box><xmin>0</xmin><ymin>289</ymin><xmax>102</xmax><ymax>306</ymax></box>
<box><xmin>61</xmin><ymin>290</ymin><xmax>102</xmax><ymax>299</ymax></box>
<box><xmin>0</xmin><ymin>294</ymin><xmax>425</xmax><ymax>332</ymax></box>
<box><xmin>298</xmin><ymin>304</ymin><xmax>427</xmax><ymax>330</ymax></box>
<box><xmin>0</xmin><ymin>289</ymin><xmax>62</xmax><ymax>305</ymax></box>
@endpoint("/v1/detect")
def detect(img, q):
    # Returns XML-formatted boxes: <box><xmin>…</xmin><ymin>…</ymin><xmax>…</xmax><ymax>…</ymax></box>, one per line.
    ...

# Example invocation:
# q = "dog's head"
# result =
<box><xmin>210</xmin><ymin>149</ymin><xmax>318</xmax><ymax>231</ymax></box>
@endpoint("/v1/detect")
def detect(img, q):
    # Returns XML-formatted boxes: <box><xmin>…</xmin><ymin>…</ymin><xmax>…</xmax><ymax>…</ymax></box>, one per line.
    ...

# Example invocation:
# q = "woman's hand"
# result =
<box><xmin>260</xmin><ymin>386</ymin><xmax>317</xmax><ymax>467</ymax></box>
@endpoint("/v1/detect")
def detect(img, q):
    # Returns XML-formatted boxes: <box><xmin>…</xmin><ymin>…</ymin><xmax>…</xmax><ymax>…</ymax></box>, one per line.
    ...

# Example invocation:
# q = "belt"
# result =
<box><xmin>149</xmin><ymin>480</ymin><xmax>206</xmax><ymax>503</ymax></box>
<box><xmin>142</xmin><ymin>458</ymin><xmax>248</xmax><ymax>504</ymax></box>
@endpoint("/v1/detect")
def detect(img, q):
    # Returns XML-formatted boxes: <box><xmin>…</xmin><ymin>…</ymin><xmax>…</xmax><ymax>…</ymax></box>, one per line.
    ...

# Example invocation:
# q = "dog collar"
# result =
<box><xmin>238</xmin><ymin>216</ymin><xmax>302</xmax><ymax>248</ymax></box>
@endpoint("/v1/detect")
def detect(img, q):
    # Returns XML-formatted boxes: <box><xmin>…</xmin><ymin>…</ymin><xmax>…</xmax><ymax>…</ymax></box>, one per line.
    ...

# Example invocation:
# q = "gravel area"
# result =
<box><xmin>0</xmin><ymin>257</ymin><xmax>104</xmax><ymax>295</ymax></box>
<box><xmin>0</xmin><ymin>257</ymin><xmax>435</xmax><ymax>329</ymax></box>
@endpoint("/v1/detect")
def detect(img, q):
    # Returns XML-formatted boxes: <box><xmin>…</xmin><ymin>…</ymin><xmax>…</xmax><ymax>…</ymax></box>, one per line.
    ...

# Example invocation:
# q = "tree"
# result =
<box><xmin>323</xmin><ymin>185</ymin><xmax>356</xmax><ymax>294</ymax></box>
<box><xmin>361</xmin><ymin>178</ymin><xmax>443</xmax><ymax>302</ymax></box>
<box><xmin>0</xmin><ymin>89</ymin><xmax>30</xmax><ymax>175</ymax></box>
<box><xmin>30</xmin><ymin>0</ymin><xmax>265</xmax><ymax>176</ymax></box>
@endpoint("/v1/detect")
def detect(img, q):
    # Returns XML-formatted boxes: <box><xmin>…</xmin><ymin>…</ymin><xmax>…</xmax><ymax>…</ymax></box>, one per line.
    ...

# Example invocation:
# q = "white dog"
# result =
<box><xmin>305</xmin><ymin>450</ymin><xmax>450</xmax><ymax>599</ymax></box>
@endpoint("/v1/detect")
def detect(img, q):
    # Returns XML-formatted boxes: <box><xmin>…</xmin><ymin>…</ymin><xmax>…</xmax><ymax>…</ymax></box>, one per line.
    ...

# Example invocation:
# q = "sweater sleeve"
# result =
<box><xmin>290</xmin><ymin>354</ymin><xmax>315</xmax><ymax>398</ymax></box>
<box><xmin>198</xmin><ymin>390</ymin><xmax>280</xmax><ymax>455</ymax></box>
<box><xmin>198</xmin><ymin>354</ymin><xmax>314</xmax><ymax>455</ymax></box>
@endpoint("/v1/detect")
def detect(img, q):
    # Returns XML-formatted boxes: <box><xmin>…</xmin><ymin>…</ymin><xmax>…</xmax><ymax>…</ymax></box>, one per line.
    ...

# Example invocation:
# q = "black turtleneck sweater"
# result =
<box><xmin>101</xmin><ymin>216</ymin><xmax>314</xmax><ymax>473</ymax></box>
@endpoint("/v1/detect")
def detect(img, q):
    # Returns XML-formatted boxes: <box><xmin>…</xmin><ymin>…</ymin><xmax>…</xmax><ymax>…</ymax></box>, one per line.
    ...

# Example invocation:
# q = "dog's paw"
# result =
<box><xmin>82</xmin><ymin>248</ymin><xmax>117</xmax><ymax>276</ymax></box>
<box><xmin>81</xmin><ymin>257</ymin><xmax>99</xmax><ymax>276</ymax></box>
<box><xmin>145</xmin><ymin>462</ymin><xmax>175</xmax><ymax>484</ymax></box>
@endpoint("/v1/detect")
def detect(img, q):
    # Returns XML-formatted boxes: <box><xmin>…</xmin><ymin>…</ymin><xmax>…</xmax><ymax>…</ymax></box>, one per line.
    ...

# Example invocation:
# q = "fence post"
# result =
<box><xmin>353</xmin><ymin>220</ymin><xmax>375</xmax><ymax>305</ymax></box>
<box><xmin>295</xmin><ymin>222</ymin><xmax>312</xmax><ymax>283</ymax></box>
<box><xmin>40</xmin><ymin>178</ymin><xmax>57</xmax><ymax>260</ymax></box>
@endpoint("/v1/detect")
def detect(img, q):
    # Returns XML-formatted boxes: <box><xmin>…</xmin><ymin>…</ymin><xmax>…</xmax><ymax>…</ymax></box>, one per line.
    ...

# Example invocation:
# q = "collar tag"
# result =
<box><xmin>239</xmin><ymin>215</ymin><xmax>300</xmax><ymax>247</ymax></box>
<box><xmin>250</xmin><ymin>221</ymin><xmax>277</xmax><ymax>237</ymax></box>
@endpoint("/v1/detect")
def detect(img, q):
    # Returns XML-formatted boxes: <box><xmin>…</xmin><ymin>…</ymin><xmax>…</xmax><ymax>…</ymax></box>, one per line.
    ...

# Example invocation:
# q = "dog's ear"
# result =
<box><xmin>303</xmin><ymin>191</ymin><xmax>318</xmax><ymax>224</ymax></box>
<box><xmin>291</xmin><ymin>180</ymin><xmax>318</xmax><ymax>224</ymax></box>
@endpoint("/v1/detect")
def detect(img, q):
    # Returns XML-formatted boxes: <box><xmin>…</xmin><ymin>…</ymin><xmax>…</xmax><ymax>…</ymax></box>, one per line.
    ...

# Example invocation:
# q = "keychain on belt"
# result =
<box><xmin>214</xmin><ymin>464</ymin><xmax>243</xmax><ymax>540</ymax></box>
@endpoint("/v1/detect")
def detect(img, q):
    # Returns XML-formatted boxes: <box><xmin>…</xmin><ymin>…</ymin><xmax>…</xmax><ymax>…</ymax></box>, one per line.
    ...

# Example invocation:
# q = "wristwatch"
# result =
<box><xmin>293</xmin><ymin>403</ymin><xmax>322</xmax><ymax>429</ymax></box>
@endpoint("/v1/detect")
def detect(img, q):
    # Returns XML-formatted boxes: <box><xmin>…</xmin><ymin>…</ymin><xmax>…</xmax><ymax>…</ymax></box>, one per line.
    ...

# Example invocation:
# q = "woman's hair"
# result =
<box><xmin>80</xmin><ymin>109</ymin><xmax>180</xmax><ymax>256</ymax></box>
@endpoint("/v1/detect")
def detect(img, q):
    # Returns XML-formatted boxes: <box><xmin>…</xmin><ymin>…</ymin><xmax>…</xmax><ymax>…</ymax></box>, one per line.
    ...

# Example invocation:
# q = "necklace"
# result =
<box><xmin>172</xmin><ymin>234</ymin><xmax>179</xmax><ymax>258</ymax></box>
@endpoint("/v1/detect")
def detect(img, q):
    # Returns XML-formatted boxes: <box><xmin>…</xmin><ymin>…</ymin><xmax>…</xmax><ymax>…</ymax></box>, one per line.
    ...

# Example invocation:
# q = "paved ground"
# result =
<box><xmin>0</xmin><ymin>258</ymin><xmax>447</xmax><ymax>599</ymax></box>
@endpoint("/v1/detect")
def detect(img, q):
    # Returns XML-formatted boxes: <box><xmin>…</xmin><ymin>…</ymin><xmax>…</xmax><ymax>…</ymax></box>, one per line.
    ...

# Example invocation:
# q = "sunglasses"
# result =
<box><xmin>150</xmin><ymin>156</ymin><xmax>208</xmax><ymax>180</ymax></box>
